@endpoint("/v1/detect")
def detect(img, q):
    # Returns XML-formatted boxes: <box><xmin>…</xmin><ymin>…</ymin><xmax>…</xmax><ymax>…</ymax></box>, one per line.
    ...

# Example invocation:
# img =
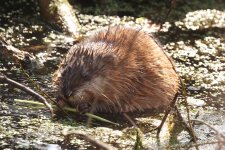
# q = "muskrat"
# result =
<box><xmin>53</xmin><ymin>26</ymin><xmax>180</xmax><ymax>113</ymax></box>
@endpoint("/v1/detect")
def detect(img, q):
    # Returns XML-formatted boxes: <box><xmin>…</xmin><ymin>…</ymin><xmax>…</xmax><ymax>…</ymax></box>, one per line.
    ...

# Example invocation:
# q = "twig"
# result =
<box><xmin>62</xmin><ymin>130</ymin><xmax>116</xmax><ymax>150</ymax></box>
<box><xmin>75</xmin><ymin>133</ymin><xmax>116</xmax><ymax>150</ymax></box>
<box><xmin>123</xmin><ymin>113</ymin><xmax>138</xmax><ymax>128</ymax></box>
<box><xmin>0</xmin><ymin>73</ymin><xmax>54</xmax><ymax>116</ymax></box>
<box><xmin>109</xmin><ymin>113</ymin><xmax>146</xmax><ymax>149</ymax></box>
<box><xmin>181</xmin><ymin>79</ymin><xmax>199</xmax><ymax>150</ymax></box>
<box><xmin>174</xmin><ymin>106</ymin><xmax>197</xmax><ymax>139</ymax></box>
<box><xmin>19</xmin><ymin>65</ymin><xmax>70</xmax><ymax>117</ymax></box>
<box><xmin>158</xmin><ymin>92</ymin><xmax>178</xmax><ymax>136</ymax></box>
<box><xmin>191</xmin><ymin>119</ymin><xmax>225</xmax><ymax>139</ymax></box>
<box><xmin>185</xmin><ymin>140</ymin><xmax>225</xmax><ymax>149</ymax></box>
<box><xmin>159</xmin><ymin>0</ymin><xmax>176</xmax><ymax>31</ymax></box>
<box><xmin>146</xmin><ymin>92</ymin><xmax>178</xmax><ymax>135</ymax></box>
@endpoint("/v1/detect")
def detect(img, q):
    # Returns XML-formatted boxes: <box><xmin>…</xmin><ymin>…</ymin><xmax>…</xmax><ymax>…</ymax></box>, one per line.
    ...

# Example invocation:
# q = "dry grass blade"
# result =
<box><xmin>14</xmin><ymin>99</ymin><xmax>119</xmax><ymax>126</ymax></box>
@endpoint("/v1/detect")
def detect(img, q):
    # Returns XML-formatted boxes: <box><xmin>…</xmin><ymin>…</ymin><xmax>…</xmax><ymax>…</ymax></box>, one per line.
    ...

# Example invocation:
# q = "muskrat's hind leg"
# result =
<box><xmin>146</xmin><ymin>92</ymin><xmax>179</xmax><ymax>135</ymax></box>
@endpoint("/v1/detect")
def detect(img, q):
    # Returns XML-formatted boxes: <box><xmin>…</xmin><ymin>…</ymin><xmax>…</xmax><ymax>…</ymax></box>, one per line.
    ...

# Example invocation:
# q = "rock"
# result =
<box><xmin>187</xmin><ymin>97</ymin><xmax>206</xmax><ymax>107</ymax></box>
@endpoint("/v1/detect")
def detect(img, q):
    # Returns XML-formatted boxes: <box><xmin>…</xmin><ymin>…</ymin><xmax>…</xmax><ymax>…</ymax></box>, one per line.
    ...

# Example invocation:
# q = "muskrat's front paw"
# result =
<box><xmin>57</xmin><ymin>99</ymin><xmax>66</xmax><ymax>107</ymax></box>
<box><xmin>76</xmin><ymin>103</ymin><xmax>91</xmax><ymax>114</ymax></box>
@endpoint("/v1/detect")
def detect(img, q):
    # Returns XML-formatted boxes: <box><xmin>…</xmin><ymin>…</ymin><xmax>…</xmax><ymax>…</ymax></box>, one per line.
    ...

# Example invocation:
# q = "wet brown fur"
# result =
<box><xmin>53</xmin><ymin>26</ymin><xmax>180</xmax><ymax>113</ymax></box>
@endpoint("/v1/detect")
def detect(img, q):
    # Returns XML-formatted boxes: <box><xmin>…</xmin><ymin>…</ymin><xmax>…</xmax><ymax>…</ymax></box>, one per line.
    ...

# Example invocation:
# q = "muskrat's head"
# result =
<box><xmin>53</xmin><ymin>41</ymin><xmax>118</xmax><ymax>112</ymax></box>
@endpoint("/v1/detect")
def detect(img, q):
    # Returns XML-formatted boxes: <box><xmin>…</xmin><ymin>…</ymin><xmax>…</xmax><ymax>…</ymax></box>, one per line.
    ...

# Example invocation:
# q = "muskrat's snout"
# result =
<box><xmin>58</xmin><ymin>91</ymin><xmax>94</xmax><ymax>113</ymax></box>
<box><xmin>67</xmin><ymin>90</ymin><xmax>94</xmax><ymax>104</ymax></box>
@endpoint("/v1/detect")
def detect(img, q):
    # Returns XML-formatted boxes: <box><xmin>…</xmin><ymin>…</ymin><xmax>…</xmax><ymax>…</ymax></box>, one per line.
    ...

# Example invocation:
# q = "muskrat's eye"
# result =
<box><xmin>82</xmin><ymin>74</ymin><xmax>91</xmax><ymax>80</ymax></box>
<box><xmin>81</xmin><ymin>71</ymin><xmax>91</xmax><ymax>80</ymax></box>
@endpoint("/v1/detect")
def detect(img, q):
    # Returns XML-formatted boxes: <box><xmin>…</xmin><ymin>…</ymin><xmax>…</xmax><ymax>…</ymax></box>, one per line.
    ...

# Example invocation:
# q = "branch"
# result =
<box><xmin>62</xmin><ymin>130</ymin><xmax>116</xmax><ymax>150</ymax></box>
<box><xmin>0</xmin><ymin>73</ymin><xmax>54</xmax><ymax>116</ymax></box>
<box><xmin>123</xmin><ymin>113</ymin><xmax>138</xmax><ymax>128</ymax></box>
<box><xmin>76</xmin><ymin>133</ymin><xmax>116</xmax><ymax>150</ymax></box>
<box><xmin>191</xmin><ymin>119</ymin><xmax>225</xmax><ymax>139</ymax></box>
<box><xmin>180</xmin><ymin>78</ymin><xmax>199</xmax><ymax>149</ymax></box>
<box><xmin>0</xmin><ymin>39</ymin><xmax>39</xmax><ymax>68</ymax></box>
<box><xmin>38</xmin><ymin>0</ymin><xmax>81</xmax><ymax>38</ymax></box>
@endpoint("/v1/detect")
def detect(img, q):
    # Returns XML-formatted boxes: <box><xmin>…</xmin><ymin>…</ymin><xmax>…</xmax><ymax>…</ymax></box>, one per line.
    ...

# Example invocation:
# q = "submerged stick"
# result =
<box><xmin>15</xmin><ymin>99</ymin><xmax>119</xmax><ymax>126</ymax></box>
<box><xmin>0</xmin><ymin>73</ymin><xmax>54</xmax><ymax>116</ymax></box>
<box><xmin>62</xmin><ymin>130</ymin><xmax>116</xmax><ymax>150</ymax></box>
<box><xmin>76</xmin><ymin>133</ymin><xmax>116</xmax><ymax>150</ymax></box>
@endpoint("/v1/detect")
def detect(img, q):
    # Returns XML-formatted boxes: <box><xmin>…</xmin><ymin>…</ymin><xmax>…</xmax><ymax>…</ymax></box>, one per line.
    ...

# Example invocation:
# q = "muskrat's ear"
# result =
<box><xmin>102</xmin><ymin>54</ymin><xmax>118</xmax><ymax>65</ymax></box>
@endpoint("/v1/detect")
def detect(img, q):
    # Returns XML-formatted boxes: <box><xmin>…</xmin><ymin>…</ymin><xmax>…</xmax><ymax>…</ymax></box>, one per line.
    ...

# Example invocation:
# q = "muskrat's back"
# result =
<box><xmin>54</xmin><ymin>26</ymin><xmax>180</xmax><ymax>113</ymax></box>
